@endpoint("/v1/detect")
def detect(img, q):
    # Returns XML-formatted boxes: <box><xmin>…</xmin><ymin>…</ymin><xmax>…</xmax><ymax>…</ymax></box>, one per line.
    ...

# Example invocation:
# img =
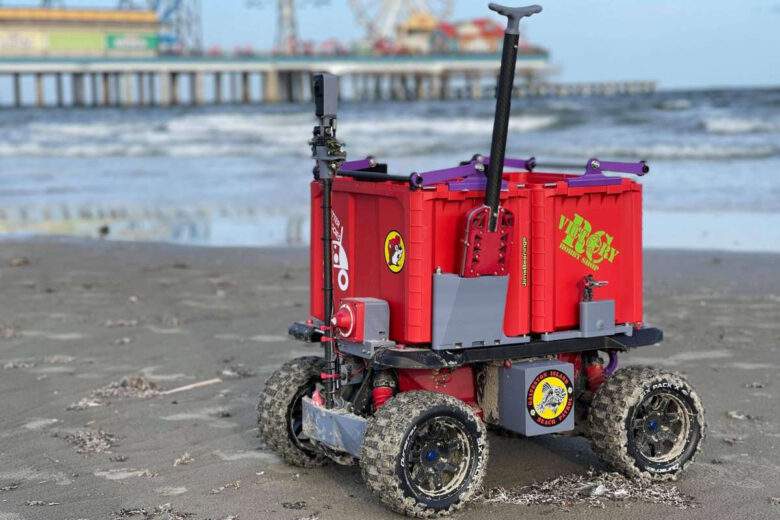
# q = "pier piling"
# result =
<box><xmin>241</xmin><ymin>71</ymin><xmax>250</xmax><ymax>104</ymax></box>
<box><xmin>12</xmin><ymin>73</ymin><xmax>21</xmax><ymax>107</ymax></box>
<box><xmin>91</xmin><ymin>73</ymin><xmax>99</xmax><ymax>106</ymax></box>
<box><xmin>147</xmin><ymin>73</ymin><xmax>156</xmax><ymax>106</ymax></box>
<box><xmin>214</xmin><ymin>72</ymin><xmax>223</xmax><ymax>104</ymax></box>
<box><xmin>191</xmin><ymin>72</ymin><xmax>204</xmax><ymax>106</ymax></box>
<box><xmin>101</xmin><ymin>73</ymin><xmax>110</xmax><ymax>106</ymax></box>
<box><xmin>263</xmin><ymin>70</ymin><xmax>280</xmax><ymax>103</ymax></box>
<box><xmin>35</xmin><ymin>73</ymin><xmax>44</xmax><ymax>107</ymax></box>
<box><xmin>137</xmin><ymin>73</ymin><xmax>146</xmax><ymax>106</ymax></box>
<box><xmin>229</xmin><ymin>72</ymin><xmax>238</xmax><ymax>103</ymax></box>
<box><xmin>55</xmin><ymin>73</ymin><xmax>64</xmax><ymax>108</ymax></box>
<box><xmin>170</xmin><ymin>72</ymin><xmax>180</xmax><ymax>106</ymax></box>
<box><xmin>121</xmin><ymin>73</ymin><xmax>133</xmax><ymax>106</ymax></box>
<box><xmin>159</xmin><ymin>72</ymin><xmax>170</xmax><ymax>106</ymax></box>
<box><xmin>73</xmin><ymin>73</ymin><xmax>85</xmax><ymax>107</ymax></box>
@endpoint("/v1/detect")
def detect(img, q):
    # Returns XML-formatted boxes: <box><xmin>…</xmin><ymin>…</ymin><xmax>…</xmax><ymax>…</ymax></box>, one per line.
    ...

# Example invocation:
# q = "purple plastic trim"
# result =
<box><xmin>448</xmin><ymin>178</ymin><xmax>509</xmax><ymax>191</ymax></box>
<box><xmin>598</xmin><ymin>160</ymin><xmax>649</xmax><ymax>176</ymax></box>
<box><xmin>567</xmin><ymin>158</ymin><xmax>649</xmax><ymax>187</ymax></box>
<box><xmin>605</xmin><ymin>350</ymin><xmax>619</xmax><ymax>376</ymax></box>
<box><xmin>482</xmin><ymin>156</ymin><xmax>536</xmax><ymax>171</ymax></box>
<box><xmin>339</xmin><ymin>157</ymin><xmax>376</xmax><ymax>172</ymax></box>
<box><xmin>412</xmin><ymin>163</ymin><xmax>483</xmax><ymax>187</ymax></box>
<box><xmin>412</xmin><ymin>156</ymin><xmax>534</xmax><ymax>188</ymax></box>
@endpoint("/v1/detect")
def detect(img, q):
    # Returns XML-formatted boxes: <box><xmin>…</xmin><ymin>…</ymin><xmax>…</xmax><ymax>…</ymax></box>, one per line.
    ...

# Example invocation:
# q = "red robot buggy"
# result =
<box><xmin>258</xmin><ymin>4</ymin><xmax>705</xmax><ymax>517</ymax></box>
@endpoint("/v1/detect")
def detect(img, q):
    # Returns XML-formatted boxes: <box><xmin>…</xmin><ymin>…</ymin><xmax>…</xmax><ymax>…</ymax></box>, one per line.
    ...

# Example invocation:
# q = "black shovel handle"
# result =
<box><xmin>484</xmin><ymin>3</ymin><xmax>543</xmax><ymax>230</ymax></box>
<box><xmin>488</xmin><ymin>3</ymin><xmax>543</xmax><ymax>34</ymax></box>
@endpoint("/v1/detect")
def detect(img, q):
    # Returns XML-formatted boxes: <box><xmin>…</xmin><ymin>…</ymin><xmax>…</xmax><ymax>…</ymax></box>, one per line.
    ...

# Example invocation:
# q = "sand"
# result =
<box><xmin>0</xmin><ymin>238</ymin><xmax>778</xmax><ymax>520</ymax></box>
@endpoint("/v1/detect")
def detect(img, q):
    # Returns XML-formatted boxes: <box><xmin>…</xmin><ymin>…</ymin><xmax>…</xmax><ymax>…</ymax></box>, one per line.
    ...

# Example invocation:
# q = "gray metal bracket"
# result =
<box><xmin>302</xmin><ymin>397</ymin><xmax>367</xmax><ymax>458</ymax></box>
<box><xmin>540</xmin><ymin>299</ymin><xmax>634</xmax><ymax>341</ymax></box>
<box><xmin>338</xmin><ymin>339</ymin><xmax>396</xmax><ymax>359</ymax></box>
<box><xmin>432</xmin><ymin>273</ymin><xmax>529</xmax><ymax>350</ymax></box>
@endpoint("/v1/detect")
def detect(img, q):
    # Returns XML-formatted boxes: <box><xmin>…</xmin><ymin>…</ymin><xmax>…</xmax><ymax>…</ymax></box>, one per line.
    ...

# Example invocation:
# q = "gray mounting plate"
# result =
<box><xmin>432</xmin><ymin>273</ymin><xmax>529</xmax><ymax>350</ymax></box>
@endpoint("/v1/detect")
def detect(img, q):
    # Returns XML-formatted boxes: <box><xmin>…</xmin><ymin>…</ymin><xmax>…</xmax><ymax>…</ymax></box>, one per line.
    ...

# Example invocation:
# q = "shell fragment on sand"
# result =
<box><xmin>482</xmin><ymin>470</ymin><xmax>697</xmax><ymax>509</ymax></box>
<box><xmin>160</xmin><ymin>378</ymin><xmax>222</xmax><ymax>395</ymax></box>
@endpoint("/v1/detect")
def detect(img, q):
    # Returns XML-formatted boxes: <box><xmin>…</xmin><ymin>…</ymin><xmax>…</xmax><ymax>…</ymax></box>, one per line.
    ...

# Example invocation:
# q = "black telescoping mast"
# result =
<box><xmin>310</xmin><ymin>73</ymin><xmax>345</xmax><ymax>409</ymax></box>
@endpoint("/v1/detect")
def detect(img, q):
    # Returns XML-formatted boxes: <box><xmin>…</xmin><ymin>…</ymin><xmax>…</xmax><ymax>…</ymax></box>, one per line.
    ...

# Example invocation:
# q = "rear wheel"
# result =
<box><xmin>588</xmin><ymin>366</ymin><xmax>705</xmax><ymax>480</ymax></box>
<box><xmin>257</xmin><ymin>356</ymin><xmax>328</xmax><ymax>467</ymax></box>
<box><xmin>360</xmin><ymin>391</ymin><xmax>488</xmax><ymax>517</ymax></box>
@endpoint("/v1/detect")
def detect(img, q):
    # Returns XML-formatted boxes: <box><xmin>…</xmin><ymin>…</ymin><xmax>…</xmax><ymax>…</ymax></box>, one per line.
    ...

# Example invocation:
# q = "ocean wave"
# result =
<box><xmin>702</xmin><ymin>117</ymin><xmax>780</xmax><ymax>134</ymax></box>
<box><xmin>655</xmin><ymin>98</ymin><xmax>692</xmax><ymax>111</ymax></box>
<box><xmin>0</xmin><ymin>141</ymin><xmax>309</xmax><ymax>159</ymax></box>
<box><xmin>1</xmin><ymin>137</ymin><xmax>773</xmax><ymax>162</ymax></box>
<box><xmin>537</xmin><ymin>143</ymin><xmax>780</xmax><ymax>161</ymax></box>
<box><xmin>0</xmin><ymin>112</ymin><xmax>560</xmax><ymax>158</ymax></box>
<box><xmin>342</xmin><ymin>114</ymin><xmax>560</xmax><ymax>136</ymax></box>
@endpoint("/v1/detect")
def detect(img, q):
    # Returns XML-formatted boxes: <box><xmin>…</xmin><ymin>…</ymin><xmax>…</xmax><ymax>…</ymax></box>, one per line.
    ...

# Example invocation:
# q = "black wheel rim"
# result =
<box><xmin>629</xmin><ymin>390</ymin><xmax>692</xmax><ymax>463</ymax></box>
<box><xmin>287</xmin><ymin>380</ymin><xmax>318</xmax><ymax>454</ymax></box>
<box><xmin>404</xmin><ymin>416</ymin><xmax>472</xmax><ymax>499</ymax></box>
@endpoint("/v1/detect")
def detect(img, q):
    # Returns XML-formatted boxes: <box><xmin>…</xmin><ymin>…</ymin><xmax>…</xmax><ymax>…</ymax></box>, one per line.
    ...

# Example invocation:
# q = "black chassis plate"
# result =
<box><xmin>372</xmin><ymin>328</ymin><xmax>663</xmax><ymax>369</ymax></box>
<box><xmin>289</xmin><ymin>321</ymin><xmax>662</xmax><ymax>370</ymax></box>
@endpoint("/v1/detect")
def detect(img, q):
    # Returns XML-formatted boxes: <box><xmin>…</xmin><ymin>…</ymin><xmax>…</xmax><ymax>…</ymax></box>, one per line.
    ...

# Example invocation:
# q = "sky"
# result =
<box><xmin>13</xmin><ymin>0</ymin><xmax>780</xmax><ymax>89</ymax></box>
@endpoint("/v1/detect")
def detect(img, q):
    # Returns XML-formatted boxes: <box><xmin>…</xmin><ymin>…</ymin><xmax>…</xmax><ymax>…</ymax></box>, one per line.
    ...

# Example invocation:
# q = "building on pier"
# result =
<box><xmin>0</xmin><ymin>7</ymin><xmax>160</xmax><ymax>58</ymax></box>
<box><xmin>393</xmin><ymin>13</ymin><xmax>547</xmax><ymax>56</ymax></box>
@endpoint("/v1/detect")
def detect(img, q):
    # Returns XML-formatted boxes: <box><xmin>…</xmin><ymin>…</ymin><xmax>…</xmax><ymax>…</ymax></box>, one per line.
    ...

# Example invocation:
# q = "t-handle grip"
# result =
<box><xmin>488</xmin><ymin>3</ymin><xmax>543</xmax><ymax>34</ymax></box>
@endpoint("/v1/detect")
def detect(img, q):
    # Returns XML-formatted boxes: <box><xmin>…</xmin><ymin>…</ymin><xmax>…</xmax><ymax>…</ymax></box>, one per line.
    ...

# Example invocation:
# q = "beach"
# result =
<box><xmin>0</xmin><ymin>238</ymin><xmax>778</xmax><ymax>520</ymax></box>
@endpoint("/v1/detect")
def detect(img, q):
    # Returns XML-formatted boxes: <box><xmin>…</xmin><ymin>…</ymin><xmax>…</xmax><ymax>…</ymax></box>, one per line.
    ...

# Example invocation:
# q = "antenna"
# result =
<box><xmin>247</xmin><ymin>0</ymin><xmax>329</xmax><ymax>55</ymax></box>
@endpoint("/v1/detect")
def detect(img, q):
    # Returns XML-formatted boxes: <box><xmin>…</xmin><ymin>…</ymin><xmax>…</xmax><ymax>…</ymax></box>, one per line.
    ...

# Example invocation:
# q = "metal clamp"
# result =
<box><xmin>582</xmin><ymin>274</ymin><xmax>608</xmax><ymax>302</ymax></box>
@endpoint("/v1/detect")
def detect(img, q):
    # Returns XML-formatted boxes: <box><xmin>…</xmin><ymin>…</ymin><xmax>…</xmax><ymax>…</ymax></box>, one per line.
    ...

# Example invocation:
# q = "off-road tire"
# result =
<box><xmin>257</xmin><ymin>356</ymin><xmax>328</xmax><ymax>468</ymax></box>
<box><xmin>360</xmin><ymin>391</ymin><xmax>489</xmax><ymax>517</ymax></box>
<box><xmin>588</xmin><ymin>366</ymin><xmax>705</xmax><ymax>480</ymax></box>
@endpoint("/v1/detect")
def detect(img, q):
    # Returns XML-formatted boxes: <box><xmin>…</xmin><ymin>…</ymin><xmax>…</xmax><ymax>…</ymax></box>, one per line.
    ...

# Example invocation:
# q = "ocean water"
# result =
<box><xmin>0</xmin><ymin>86</ymin><xmax>779</xmax><ymax>252</ymax></box>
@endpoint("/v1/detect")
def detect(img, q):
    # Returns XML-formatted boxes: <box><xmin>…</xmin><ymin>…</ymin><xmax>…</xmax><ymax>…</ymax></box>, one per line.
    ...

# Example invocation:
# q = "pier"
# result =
<box><xmin>0</xmin><ymin>54</ymin><xmax>654</xmax><ymax>108</ymax></box>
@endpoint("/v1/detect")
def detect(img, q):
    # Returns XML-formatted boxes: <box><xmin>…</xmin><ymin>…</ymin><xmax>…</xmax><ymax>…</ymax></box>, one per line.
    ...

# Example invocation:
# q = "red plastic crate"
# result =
<box><xmin>311</xmin><ymin>177</ymin><xmax>532</xmax><ymax>345</ymax></box>
<box><xmin>527</xmin><ymin>176</ymin><xmax>643</xmax><ymax>333</ymax></box>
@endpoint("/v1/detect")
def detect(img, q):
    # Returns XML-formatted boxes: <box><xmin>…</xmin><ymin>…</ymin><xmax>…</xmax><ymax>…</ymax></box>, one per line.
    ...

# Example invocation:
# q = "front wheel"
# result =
<box><xmin>257</xmin><ymin>356</ymin><xmax>328</xmax><ymax>468</ymax></box>
<box><xmin>360</xmin><ymin>391</ymin><xmax>488</xmax><ymax>518</ymax></box>
<box><xmin>588</xmin><ymin>366</ymin><xmax>705</xmax><ymax>480</ymax></box>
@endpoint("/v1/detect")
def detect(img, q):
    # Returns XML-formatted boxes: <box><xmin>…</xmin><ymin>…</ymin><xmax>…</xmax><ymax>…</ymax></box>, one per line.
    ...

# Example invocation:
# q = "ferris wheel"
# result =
<box><xmin>348</xmin><ymin>0</ymin><xmax>454</xmax><ymax>41</ymax></box>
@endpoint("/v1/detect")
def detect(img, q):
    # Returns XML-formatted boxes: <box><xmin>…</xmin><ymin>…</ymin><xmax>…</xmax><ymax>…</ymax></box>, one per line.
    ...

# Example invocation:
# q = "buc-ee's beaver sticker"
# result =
<box><xmin>384</xmin><ymin>231</ymin><xmax>405</xmax><ymax>273</ymax></box>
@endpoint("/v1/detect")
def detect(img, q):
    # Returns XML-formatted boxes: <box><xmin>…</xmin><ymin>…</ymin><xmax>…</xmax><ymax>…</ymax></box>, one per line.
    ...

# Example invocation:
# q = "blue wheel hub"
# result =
<box><xmin>426</xmin><ymin>449</ymin><xmax>439</xmax><ymax>462</ymax></box>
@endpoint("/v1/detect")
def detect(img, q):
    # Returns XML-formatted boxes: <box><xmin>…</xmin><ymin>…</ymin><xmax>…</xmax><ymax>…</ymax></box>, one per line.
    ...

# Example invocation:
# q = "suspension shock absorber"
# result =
<box><xmin>584</xmin><ymin>352</ymin><xmax>606</xmax><ymax>393</ymax></box>
<box><xmin>372</xmin><ymin>371</ymin><xmax>397</xmax><ymax>411</ymax></box>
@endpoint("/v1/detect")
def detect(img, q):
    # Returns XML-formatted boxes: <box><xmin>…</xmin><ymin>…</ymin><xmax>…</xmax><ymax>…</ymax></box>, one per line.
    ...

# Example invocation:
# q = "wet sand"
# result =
<box><xmin>0</xmin><ymin>238</ymin><xmax>778</xmax><ymax>520</ymax></box>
